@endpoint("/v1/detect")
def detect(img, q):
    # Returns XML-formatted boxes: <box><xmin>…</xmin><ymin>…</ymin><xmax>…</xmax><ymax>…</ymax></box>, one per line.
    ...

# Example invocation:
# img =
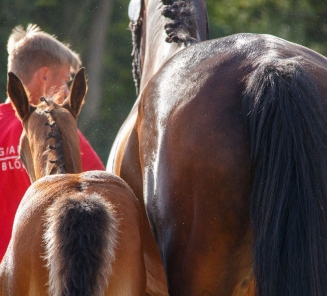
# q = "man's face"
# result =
<box><xmin>44</xmin><ymin>64</ymin><xmax>72</xmax><ymax>103</ymax></box>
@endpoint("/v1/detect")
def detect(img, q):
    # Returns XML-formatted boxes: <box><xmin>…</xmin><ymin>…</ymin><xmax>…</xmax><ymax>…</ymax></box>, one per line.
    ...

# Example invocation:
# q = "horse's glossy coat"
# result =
<box><xmin>107</xmin><ymin>0</ymin><xmax>327</xmax><ymax>294</ymax></box>
<box><xmin>0</xmin><ymin>69</ymin><xmax>146</xmax><ymax>296</ymax></box>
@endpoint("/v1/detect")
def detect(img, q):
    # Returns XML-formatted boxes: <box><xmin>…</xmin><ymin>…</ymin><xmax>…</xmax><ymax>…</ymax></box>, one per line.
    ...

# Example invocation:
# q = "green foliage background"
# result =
<box><xmin>1</xmin><ymin>0</ymin><xmax>326</xmax><ymax>166</ymax></box>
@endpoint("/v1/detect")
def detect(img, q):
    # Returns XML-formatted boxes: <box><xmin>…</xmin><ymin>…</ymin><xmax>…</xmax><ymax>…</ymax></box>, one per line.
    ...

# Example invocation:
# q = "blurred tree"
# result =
<box><xmin>0</xmin><ymin>0</ymin><xmax>326</xmax><ymax>165</ymax></box>
<box><xmin>80</xmin><ymin>0</ymin><xmax>113</xmax><ymax>128</ymax></box>
<box><xmin>78</xmin><ymin>0</ymin><xmax>135</xmax><ymax>164</ymax></box>
<box><xmin>206</xmin><ymin>0</ymin><xmax>327</xmax><ymax>56</ymax></box>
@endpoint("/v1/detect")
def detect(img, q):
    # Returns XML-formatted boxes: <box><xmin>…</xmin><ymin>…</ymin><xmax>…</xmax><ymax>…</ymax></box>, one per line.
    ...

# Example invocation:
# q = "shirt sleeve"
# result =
<box><xmin>77</xmin><ymin>129</ymin><xmax>105</xmax><ymax>171</ymax></box>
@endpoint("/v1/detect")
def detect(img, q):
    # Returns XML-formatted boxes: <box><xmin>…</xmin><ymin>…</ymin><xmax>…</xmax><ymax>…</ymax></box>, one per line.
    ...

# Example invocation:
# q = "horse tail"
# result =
<box><xmin>243</xmin><ymin>57</ymin><xmax>327</xmax><ymax>296</ymax></box>
<box><xmin>44</xmin><ymin>193</ymin><xmax>118</xmax><ymax>296</ymax></box>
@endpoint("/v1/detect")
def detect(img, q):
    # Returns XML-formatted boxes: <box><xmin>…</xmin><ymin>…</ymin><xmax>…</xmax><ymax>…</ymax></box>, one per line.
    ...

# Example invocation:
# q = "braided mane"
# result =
<box><xmin>130</xmin><ymin>20</ymin><xmax>142</xmax><ymax>95</ymax></box>
<box><xmin>41</xmin><ymin>97</ymin><xmax>66</xmax><ymax>174</ymax></box>
<box><xmin>162</xmin><ymin>0</ymin><xmax>198</xmax><ymax>46</ymax></box>
<box><xmin>130</xmin><ymin>0</ymin><xmax>198</xmax><ymax>95</ymax></box>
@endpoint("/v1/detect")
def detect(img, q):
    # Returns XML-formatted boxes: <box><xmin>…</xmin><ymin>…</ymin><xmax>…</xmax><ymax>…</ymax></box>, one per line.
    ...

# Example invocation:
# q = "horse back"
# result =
<box><xmin>140</xmin><ymin>33</ymin><xmax>327</xmax><ymax>184</ymax></box>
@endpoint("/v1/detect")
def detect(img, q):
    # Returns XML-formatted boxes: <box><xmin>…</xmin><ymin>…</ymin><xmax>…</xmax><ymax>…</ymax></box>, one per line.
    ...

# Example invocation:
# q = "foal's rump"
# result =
<box><xmin>1</xmin><ymin>172</ymin><xmax>145</xmax><ymax>296</ymax></box>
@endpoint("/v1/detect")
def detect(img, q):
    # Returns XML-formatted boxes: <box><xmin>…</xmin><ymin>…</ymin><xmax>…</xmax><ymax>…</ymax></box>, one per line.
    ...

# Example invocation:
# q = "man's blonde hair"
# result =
<box><xmin>7</xmin><ymin>24</ymin><xmax>81</xmax><ymax>83</ymax></box>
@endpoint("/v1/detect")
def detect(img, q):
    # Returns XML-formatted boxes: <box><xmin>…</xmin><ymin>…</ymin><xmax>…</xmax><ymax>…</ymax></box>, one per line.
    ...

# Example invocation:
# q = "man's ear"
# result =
<box><xmin>7</xmin><ymin>72</ymin><xmax>34</xmax><ymax>121</ymax></box>
<box><xmin>36</xmin><ymin>66</ymin><xmax>50</xmax><ymax>84</ymax></box>
<box><xmin>62</xmin><ymin>67</ymin><xmax>87</xmax><ymax>118</ymax></box>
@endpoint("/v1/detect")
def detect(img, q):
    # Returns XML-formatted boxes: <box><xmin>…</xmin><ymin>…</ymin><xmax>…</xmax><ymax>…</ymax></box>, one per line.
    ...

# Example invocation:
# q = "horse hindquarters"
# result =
<box><xmin>243</xmin><ymin>58</ymin><xmax>327</xmax><ymax>296</ymax></box>
<box><xmin>44</xmin><ymin>193</ymin><xmax>118</xmax><ymax>296</ymax></box>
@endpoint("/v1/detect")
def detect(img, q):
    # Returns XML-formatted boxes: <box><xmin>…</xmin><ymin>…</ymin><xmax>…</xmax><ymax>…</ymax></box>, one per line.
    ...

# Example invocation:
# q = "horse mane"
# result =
<box><xmin>130</xmin><ymin>20</ymin><xmax>142</xmax><ymax>95</ymax></box>
<box><xmin>130</xmin><ymin>0</ymin><xmax>198</xmax><ymax>95</ymax></box>
<box><xmin>162</xmin><ymin>0</ymin><xmax>198</xmax><ymax>46</ymax></box>
<box><xmin>41</xmin><ymin>97</ymin><xmax>66</xmax><ymax>174</ymax></box>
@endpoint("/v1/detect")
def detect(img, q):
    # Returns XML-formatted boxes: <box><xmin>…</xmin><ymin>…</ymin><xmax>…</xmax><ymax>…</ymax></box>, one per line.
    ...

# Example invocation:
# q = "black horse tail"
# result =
<box><xmin>243</xmin><ymin>57</ymin><xmax>327</xmax><ymax>296</ymax></box>
<box><xmin>44</xmin><ymin>194</ymin><xmax>118</xmax><ymax>296</ymax></box>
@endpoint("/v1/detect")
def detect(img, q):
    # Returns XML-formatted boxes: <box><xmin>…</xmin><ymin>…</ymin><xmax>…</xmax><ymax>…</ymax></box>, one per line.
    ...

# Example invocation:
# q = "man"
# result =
<box><xmin>0</xmin><ymin>24</ymin><xmax>105</xmax><ymax>260</ymax></box>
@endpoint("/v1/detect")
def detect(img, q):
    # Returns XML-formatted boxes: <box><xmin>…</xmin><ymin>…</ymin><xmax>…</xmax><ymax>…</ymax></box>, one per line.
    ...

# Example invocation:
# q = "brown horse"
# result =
<box><xmin>107</xmin><ymin>0</ymin><xmax>327</xmax><ymax>295</ymax></box>
<box><xmin>0</xmin><ymin>68</ymin><xmax>146</xmax><ymax>296</ymax></box>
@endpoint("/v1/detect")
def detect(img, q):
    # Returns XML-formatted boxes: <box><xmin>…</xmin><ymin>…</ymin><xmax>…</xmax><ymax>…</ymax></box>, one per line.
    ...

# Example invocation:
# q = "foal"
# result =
<box><xmin>0</xmin><ymin>68</ymin><xmax>146</xmax><ymax>296</ymax></box>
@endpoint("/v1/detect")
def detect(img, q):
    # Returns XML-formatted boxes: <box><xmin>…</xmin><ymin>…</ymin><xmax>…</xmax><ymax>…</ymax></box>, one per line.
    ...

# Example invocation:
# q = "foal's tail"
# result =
<box><xmin>243</xmin><ymin>58</ymin><xmax>327</xmax><ymax>296</ymax></box>
<box><xmin>44</xmin><ymin>194</ymin><xmax>118</xmax><ymax>296</ymax></box>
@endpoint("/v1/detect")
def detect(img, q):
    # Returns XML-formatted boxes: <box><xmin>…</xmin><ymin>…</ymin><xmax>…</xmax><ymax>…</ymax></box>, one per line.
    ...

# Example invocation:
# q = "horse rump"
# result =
<box><xmin>44</xmin><ymin>193</ymin><xmax>118</xmax><ymax>296</ymax></box>
<box><xmin>243</xmin><ymin>57</ymin><xmax>327</xmax><ymax>296</ymax></box>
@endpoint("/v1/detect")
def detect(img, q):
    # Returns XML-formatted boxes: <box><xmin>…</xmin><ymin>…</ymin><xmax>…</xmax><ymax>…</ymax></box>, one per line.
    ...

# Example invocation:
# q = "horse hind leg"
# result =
<box><xmin>43</xmin><ymin>193</ymin><xmax>118</xmax><ymax>296</ymax></box>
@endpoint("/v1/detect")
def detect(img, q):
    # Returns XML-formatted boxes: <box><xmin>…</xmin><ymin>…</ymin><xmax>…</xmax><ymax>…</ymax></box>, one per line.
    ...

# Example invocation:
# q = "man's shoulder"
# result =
<box><xmin>0</xmin><ymin>102</ymin><xmax>14</xmax><ymax>113</ymax></box>
<box><xmin>0</xmin><ymin>102</ymin><xmax>18</xmax><ymax>121</ymax></box>
<box><xmin>0</xmin><ymin>102</ymin><xmax>22</xmax><ymax>136</ymax></box>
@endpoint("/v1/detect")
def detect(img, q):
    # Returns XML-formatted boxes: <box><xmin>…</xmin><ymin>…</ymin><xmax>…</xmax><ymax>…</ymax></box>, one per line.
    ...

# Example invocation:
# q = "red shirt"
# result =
<box><xmin>0</xmin><ymin>102</ymin><xmax>105</xmax><ymax>260</ymax></box>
